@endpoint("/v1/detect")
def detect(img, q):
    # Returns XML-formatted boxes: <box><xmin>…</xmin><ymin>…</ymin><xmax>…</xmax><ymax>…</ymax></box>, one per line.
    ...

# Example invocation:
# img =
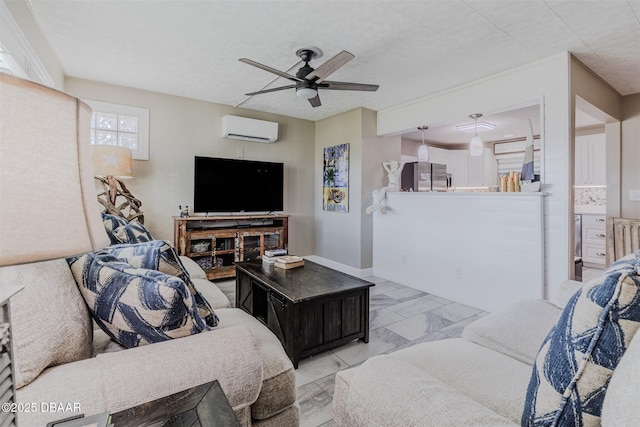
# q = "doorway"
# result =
<box><xmin>573</xmin><ymin>96</ymin><xmax>620</xmax><ymax>281</ymax></box>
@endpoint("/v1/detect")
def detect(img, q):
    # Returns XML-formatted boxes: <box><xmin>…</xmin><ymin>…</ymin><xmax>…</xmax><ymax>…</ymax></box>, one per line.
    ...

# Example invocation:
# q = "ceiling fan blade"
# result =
<box><xmin>308</xmin><ymin>94</ymin><xmax>321</xmax><ymax>108</ymax></box>
<box><xmin>245</xmin><ymin>85</ymin><xmax>296</xmax><ymax>96</ymax></box>
<box><xmin>322</xmin><ymin>81</ymin><xmax>379</xmax><ymax>91</ymax></box>
<box><xmin>305</xmin><ymin>50</ymin><xmax>354</xmax><ymax>83</ymax></box>
<box><xmin>239</xmin><ymin>58</ymin><xmax>303</xmax><ymax>82</ymax></box>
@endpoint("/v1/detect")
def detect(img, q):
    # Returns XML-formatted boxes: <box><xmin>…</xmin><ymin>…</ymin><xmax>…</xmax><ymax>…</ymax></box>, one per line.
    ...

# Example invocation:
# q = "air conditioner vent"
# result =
<box><xmin>221</xmin><ymin>115</ymin><xmax>278</xmax><ymax>143</ymax></box>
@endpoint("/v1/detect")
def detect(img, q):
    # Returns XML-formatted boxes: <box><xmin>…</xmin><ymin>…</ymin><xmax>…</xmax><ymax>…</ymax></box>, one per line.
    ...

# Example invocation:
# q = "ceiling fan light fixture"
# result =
<box><xmin>296</xmin><ymin>87</ymin><xmax>317</xmax><ymax>99</ymax></box>
<box><xmin>239</xmin><ymin>47</ymin><xmax>378</xmax><ymax>108</ymax></box>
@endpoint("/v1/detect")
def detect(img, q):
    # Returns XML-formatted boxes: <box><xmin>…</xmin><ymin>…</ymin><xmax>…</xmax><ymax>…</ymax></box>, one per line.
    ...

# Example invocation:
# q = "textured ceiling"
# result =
<box><xmin>27</xmin><ymin>0</ymin><xmax>640</xmax><ymax>123</ymax></box>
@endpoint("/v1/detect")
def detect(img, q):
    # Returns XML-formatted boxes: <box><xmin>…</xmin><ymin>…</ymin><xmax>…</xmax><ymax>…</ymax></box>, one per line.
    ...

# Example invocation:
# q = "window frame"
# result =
<box><xmin>84</xmin><ymin>99</ymin><xmax>150</xmax><ymax>160</ymax></box>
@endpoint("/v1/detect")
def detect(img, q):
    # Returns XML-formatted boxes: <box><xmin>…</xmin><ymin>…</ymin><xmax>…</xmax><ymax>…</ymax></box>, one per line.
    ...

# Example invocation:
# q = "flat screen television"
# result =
<box><xmin>194</xmin><ymin>156</ymin><xmax>284</xmax><ymax>213</ymax></box>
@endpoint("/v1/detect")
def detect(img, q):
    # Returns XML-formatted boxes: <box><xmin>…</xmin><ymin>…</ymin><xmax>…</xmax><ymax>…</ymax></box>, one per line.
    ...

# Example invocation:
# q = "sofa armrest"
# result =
<box><xmin>551</xmin><ymin>279</ymin><xmax>582</xmax><ymax>308</ymax></box>
<box><xmin>333</xmin><ymin>355</ymin><xmax>518</xmax><ymax>427</ymax></box>
<box><xmin>461</xmin><ymin>299</ymin><xmax>560</xmax><ymax>365</ymax></box>
<box><xmin>17</xmin><ymin>326</ymin><xmax>262</xmax><ymax>427</ymax></box>
<box><xmin>179</xmin><ymin>255</ymin><xmax>208</xmax><ymax>280</ymax></box>
<box><xmin>193</xmin><ymin>277</ymin><xmax>231</xmax><ymax>309</ymax></box>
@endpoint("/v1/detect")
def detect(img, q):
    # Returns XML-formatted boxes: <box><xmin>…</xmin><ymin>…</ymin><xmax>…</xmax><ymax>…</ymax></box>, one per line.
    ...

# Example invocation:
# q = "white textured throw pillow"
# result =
<box><xmin>0</xmin><ymin>259</ymin><xmax>92</xmax><ymax>389</ymax></box>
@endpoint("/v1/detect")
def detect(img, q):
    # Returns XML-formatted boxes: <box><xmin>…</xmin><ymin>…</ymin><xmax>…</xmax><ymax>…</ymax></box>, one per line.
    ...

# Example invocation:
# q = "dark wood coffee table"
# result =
<box><xmin>235</xmin><ymin>260</ymin><xmax>374</xmax><ymax>368</ymax></box>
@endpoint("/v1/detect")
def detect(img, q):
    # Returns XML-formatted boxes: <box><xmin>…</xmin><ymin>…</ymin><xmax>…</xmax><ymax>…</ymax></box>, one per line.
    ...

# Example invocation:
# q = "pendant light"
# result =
<box><xmin>469</xmin><ymin>113</ymin><xmax>483</xmax><ymax>156</ymax></box>
<box><xmin>417</xmin><ymin>126</ymin><xmax>429</xmax><ymax>162</ymax></box>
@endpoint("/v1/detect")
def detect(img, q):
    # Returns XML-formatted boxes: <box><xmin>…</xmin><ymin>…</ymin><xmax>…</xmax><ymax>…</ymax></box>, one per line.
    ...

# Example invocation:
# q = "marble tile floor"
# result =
<box><xmin>214</xmin><ymin>276</ymin><xmax>487</xmax><ymax>427</ymax></box>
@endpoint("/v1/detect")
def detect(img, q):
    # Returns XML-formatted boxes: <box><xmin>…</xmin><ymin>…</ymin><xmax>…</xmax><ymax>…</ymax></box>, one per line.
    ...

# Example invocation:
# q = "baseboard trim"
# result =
<box><xmin>303</xmin><ymin>255</ymin><xmax>373</xmax><ymax>278</ymax></box>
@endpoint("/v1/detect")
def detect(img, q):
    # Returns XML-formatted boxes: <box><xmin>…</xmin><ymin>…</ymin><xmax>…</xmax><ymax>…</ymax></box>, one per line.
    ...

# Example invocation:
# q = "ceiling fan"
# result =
<box><xmin>239</xmin><ymin>47</ymin><xmax>379</xmax><ymax>108</ymax></box>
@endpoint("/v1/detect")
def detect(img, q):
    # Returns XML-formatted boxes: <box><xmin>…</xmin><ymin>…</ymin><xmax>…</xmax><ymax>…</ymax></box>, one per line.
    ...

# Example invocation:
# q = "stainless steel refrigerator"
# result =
<box><xmin>401</xmin><ymin>162</ymin><xmax>449</xmax><ymax>192</ymax></box>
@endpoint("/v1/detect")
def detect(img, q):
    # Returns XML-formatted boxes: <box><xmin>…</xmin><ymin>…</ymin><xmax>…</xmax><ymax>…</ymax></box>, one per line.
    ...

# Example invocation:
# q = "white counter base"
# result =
<box><xmin>372</xmin><ymin>192</ymin><xmax>545</xmax><ymax>312</ymax></box>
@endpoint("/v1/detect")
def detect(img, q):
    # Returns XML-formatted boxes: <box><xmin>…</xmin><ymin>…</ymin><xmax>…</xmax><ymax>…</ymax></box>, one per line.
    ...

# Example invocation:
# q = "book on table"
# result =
<box><xmin>274</xmin><ymin>255</ymin><xmax>304</xmax><ymax>269</ymax></box>
<box><xmin>262</xmin><ymin>254</ymin><xmax>286</xmax><ymax>264</ymax></box>
<box><xmin>264</xmin><ymin>248</ymin><xmax>288</xmax><ymax>257</ymax></box>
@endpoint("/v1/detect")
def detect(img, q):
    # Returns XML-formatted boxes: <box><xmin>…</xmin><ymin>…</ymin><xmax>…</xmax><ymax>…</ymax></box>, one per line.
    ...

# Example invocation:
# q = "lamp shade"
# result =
<box><xmin>469</xmin><ymin>135</ymin><xmax>484</xmax><ymax>156</ymax></box>
<box><xmin>418</xmin><ymin>144</ymin><xmax>429</xmax><ymax>162</ymax></box>
<box><xmin>92</xmin><ymin>145</ymin><xmax>133</xmax><ymax>178</ymax></box>
<box><xmin>0</xmin><ymin>74</ymin><xmax>109</xmax><ymax>266</ymax></box>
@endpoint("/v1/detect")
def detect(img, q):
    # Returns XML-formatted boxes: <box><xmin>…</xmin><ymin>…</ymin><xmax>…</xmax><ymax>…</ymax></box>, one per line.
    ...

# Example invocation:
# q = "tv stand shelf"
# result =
<box><xmin>174</xmin><ymin>215</ymin><xmax>289</xmax><ymax>280</ymax></box>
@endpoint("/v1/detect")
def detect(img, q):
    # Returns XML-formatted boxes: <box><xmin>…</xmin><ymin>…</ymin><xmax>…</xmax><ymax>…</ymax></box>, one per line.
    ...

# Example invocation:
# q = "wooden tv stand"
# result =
<box><xmin>174</xmin><ymin>215</ymin><xmax>288</xmax><ymax>280</ymax></box>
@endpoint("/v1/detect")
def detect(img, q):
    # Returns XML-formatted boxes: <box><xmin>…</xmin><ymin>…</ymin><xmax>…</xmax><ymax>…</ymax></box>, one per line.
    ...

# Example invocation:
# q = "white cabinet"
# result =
<box><xmin>483</xmin><ymin>149</ymin><xmax>498</xmax><ymax>186</ymax></box>
<box><xmin>575</xmin><ymin>134</ymin><xmax>605</xmax><ymax>185</ymax></box>
<box><xmin>427</xmin><ymin>146</ymin><xmax>449</xmax><ymax>166</ymax></box>
<box><xmin>468</xmin><ymin>151</ymin><xmax>485</xmax><ymax>186</ymax></box>
<box><xmin>448</xmin><ymin>150</ymin><xmax>468</xmax><ymax>187</ymax></box>
<box><xmin>447</xmin><ymin>148</ymin><xmax>497</xmax><ymax>187</ymax></box>
<box><xmin>582</xmin><ymin>214</ymin><xmax>606</xmax><ymax>267</ymax></box>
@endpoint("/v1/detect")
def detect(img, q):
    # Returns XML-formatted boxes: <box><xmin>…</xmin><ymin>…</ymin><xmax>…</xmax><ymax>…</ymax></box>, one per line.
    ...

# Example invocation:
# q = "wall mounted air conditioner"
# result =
<box><xmin>221</xmin><ymin>115</ymin><xmax>278</xmax><ymax>143</ymax></box>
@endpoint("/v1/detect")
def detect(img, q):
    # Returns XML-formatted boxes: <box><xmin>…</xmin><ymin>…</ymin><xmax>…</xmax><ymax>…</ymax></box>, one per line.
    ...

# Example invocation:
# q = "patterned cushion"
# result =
<box><xmin>102</xmin><ymin>213</ymin><xmax>153</xmax><ymax>244</ymax></box>
<box><xmin>522</xmin><ymin>251</ymin><xmax>640</xmax><ymax>427</ymax></box>
<box><xmin>67</xmin><ymin>251</ymin><xmax>211</xmax><ymax>348</ymax></box>
<box><xmin>104</xmin><ymin>240</ymin><xmax>218</xmax><ymax>327</ymax></box>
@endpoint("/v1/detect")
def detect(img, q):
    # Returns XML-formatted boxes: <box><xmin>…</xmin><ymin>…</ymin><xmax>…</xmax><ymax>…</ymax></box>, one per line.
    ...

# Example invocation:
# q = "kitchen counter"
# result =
<box><xmin>395</xmin><ymin>191</ymin><xmax>546</xmax><ymax>197</ymax></box>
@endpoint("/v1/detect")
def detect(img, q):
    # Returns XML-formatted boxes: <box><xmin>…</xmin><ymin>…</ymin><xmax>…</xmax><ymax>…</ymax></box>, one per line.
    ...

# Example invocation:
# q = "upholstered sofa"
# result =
<box><xmin>333</xmin><ymin>272</ymin><xmax>640</xmax><ymax>426</ymax></box>
<box><xmin>1</xmin><ymin>254</ymin><xmax>299</xmax><ymax>426</ymax></box>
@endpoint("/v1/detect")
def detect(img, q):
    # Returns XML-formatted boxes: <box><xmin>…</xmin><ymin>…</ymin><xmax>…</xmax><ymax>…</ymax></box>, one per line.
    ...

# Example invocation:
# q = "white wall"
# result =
<box><xmin>314</xmin><ymin>108</ymin><xmax>401</xmax><ymax>271</ymax></box>
<box><xmin>315</xmin><ymin>109</ymin><xmax>363</xmax><ymax>268</ymax></box>
<box><xmin>64</xmin><ymin>77</ymin><xmax>316</xmax><ymax>256</ymax></box>
<box><xmin>1</xmin><ymin>0</ymin><xmax>64</xmax><ymax>88</ymax></box>
<box><xmin>377</xmin><ymin>53</ymin><xmax>570</xmax><ymax>299</ymax></box>
<box><xmin>373</xmin><ymin>192</ymin><xmax>546</xmax><ymax>312</ymax></box>
<box><xmin>621</xmin><ymin>94</ymin><xmax>640</xmax><ymax>218</ymax></box>
<box><xmin>361</xmin><ymin>108</ymin><xmax>401</xmax><ymax>268</ymax></box>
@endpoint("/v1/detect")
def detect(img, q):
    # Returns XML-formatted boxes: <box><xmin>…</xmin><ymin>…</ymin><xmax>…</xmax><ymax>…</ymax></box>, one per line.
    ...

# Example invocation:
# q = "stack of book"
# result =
<box><xmin>274</xmin><ymin>255</ymin><xmax>305</xmax><ymax>269</ymax></box>
<box><xmin>262</xmin><ymin>248</ymin><xmax>288</xmax><ymax>265</ymax></box>
<box><xmin>265</xmin><ymin>248</ymin><xmax>287</xmax><ymax>257</ymax></box>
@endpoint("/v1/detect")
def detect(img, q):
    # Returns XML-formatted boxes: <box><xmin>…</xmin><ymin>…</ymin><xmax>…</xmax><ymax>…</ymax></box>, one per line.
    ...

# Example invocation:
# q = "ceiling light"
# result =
<box><xmin>468</xmin><ymin>114</ymin><xmax>484</xmax><ymax>157</ymax></box>
<box><xmin>296</xmin><ymin>87</ymin><xmax>317</xmax><ymax>99</ymax></box>
<box><xmin>456</xmin><ymin>121</ymin><xmax>496</xmax><ymax>132</ymax></box>
<box><xmin>417</xmin><ymin>126</ymin><xmax>429</xmax><ymax>162</ymax></box>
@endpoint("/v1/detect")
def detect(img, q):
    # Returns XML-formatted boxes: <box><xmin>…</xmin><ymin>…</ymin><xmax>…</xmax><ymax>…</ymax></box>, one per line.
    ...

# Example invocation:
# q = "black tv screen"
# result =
<box><xmin>194</xmin><ymin>156</ymin><xmax>284</xmax><ymax>213</ymax></box>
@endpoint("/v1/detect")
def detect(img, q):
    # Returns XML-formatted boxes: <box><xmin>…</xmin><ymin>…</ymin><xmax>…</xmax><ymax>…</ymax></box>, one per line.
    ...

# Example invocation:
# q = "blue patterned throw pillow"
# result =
<box><xmin>102</xmin><ymin>213</ymin><xmax>153</xmax><ymax>245</ymax></box>
<box><xmin>68</xmin><ymin>251</ymin><xmax>211</xmax><ymax>348</ymax></box>
<box><xmin>104</xmin><ymin>240</ymin><xmax>218</xmax><ymax>327</ymax></box>
<box><xmin>522</xmin><ymin>251</ymin><xmax>640</xmax><ymax>427</ymax></box>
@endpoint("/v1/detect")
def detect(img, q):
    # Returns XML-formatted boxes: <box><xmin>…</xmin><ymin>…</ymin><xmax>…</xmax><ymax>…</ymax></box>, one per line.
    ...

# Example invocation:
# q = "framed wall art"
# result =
<box><xmin>322</xmin><ymin>143</ymin><xmax>349</xmax><ymax>213</ymax></box>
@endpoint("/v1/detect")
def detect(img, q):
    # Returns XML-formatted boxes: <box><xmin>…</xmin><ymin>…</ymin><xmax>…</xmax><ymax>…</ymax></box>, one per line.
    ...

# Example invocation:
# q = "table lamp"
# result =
<box><xmin>92</xmin><ymin>145</ymin><xmax>144</xmax><ymax>223</ymax></box>
<box><xmin>0</xmin><ymin>73</ymin><xmax>109</xmax><ymax>266</ymax></box>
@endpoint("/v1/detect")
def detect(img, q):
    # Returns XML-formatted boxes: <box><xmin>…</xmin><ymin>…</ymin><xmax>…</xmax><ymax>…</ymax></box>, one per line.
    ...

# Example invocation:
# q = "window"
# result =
<box><xmin>84</xmin><ymin>100</ymin><xmax>150</xmax><ymax>160</ymax></box>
